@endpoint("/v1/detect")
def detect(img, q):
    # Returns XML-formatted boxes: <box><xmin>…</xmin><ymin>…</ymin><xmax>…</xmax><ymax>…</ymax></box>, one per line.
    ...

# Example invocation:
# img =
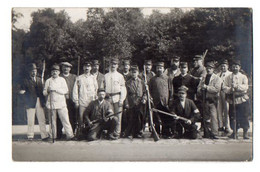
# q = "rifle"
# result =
<box><xmin>84</xmin><ymin>111</ymin><xmax>122</xmax><ymax>131</ymax></box>
<box><xmin>232</xmin><ymin>74</ymin><xmax>237</xmax><ymax>139</ymax></box>
<box><xmin>202</xmin><ymin>49</ymin><xmax>208</xmax><ymax>64</ymax></box>
<box><xmin>49</xmin><ymin>91</ymin><xmax>55</xmax><ymax>143</ymax></box>
<box><xmin>143</xmin><ymin>65</ymin><xmax>160</xmax><ymax>141</ymax></box>
<box><xmin>152</xmin><ymin>108</ymin><xmax>190</xmax><ymax>124</ymax></box>
<box><xmin>74</xmin><ymin>55</ymin><xmax>82</xmax><ymax>139</ymax></box>
<box><xmin>41</xmin><ymin>59</ymin><xmax>46</xmax><ymax>84</ymax></box>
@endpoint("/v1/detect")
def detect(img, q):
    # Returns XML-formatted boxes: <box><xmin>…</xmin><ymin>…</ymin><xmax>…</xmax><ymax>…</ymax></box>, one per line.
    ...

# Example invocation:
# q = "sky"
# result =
<box><xmin>13</xmin><ymin>7</ymin><xmax>174</xmax><ymax>31</ymax></box>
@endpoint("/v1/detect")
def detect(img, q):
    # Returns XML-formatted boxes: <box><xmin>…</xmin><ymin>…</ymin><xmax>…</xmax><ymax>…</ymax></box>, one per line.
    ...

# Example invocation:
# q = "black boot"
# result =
<box><xmin>228</xmin><ymin>132</ymin><xmax>238</xmax><ymax>139</ymax></box>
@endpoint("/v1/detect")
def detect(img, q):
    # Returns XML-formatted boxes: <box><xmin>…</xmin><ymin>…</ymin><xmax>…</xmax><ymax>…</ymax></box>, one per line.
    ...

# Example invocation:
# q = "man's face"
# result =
<box><xmin>180</xmin><ymin>66</ymin><xmax>188</xmax><ymax>75</ymax></box>
<box><xmin>131</xmin><ymin>70</ymin><xmax>139</xmax><ymax>79</ymax></box>
<box><xmin>30</xmin><ymin>69</ymin><xmax>37</xmax><ymax>77</ymax></box>
<box><xmin>156</xmin><ymin>66</ymin><xmax>164</xmax><ymax>75</ymax></box>
<box><xmin>124</xmin><ymin>64</ymin><xmax>130</xmax><ymax>72</ymax></box>
<box><xmin>178</xmin><ymin>92</ymin><xmax>187</xmax><ymax>101</ymax></box>
<box><xmin>220</xmin><ymin>64</ymin><xmax>228</xmax><ymax>72</ymax></box>
<box><xmin>110</xmin><ymin>63</ymin><xmax>118</xmax><ymax>72</ymax></box>
<box><xmin>51</xmin><ymin>70</ymin><xmax>60</xmax><ymax>78</ymax></box>
<box><xmin>171</xmin><ymin>60</ymin><xmax>179</xmax><ymax>70</ymax></box>
<box><xmin>206</xmin><ymin>66</ymin><xmax>214</xmax><ymax>74</ymax></box>
<box><xmin>193</xmin><ymin>59</ymin><xmax>202</xmax><ymax>68</ymax></box>
<box><xmin>98</xmin><ymin>91</ymin><xmax>106</xmax><ymax>101</ymax></box>
<box><xmin>232</xmin><ymin>64</ymin><xmax>241</xmax><ymax>74</ymax></box>
<box><xmin>92</xmin><ymin>64</ymin><xmax>99</xmax><ymax>73</ymax></box>
<box><xmin>145</xmin><ymin>64</ymin><xmax>152</xmax><ymax>71</ymax></box>
<box><xmin>83</xmin><ymin>65</ymin><xmax>92</xmax><ymax>73</ymax></box>
<box><xmin>62</xmin><ymin>66</ymin><xmax>71</xmax><ymax>75</ymax></box>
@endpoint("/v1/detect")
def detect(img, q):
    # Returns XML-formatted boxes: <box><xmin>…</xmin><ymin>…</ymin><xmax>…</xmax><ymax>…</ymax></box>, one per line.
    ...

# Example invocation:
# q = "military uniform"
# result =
<box><xmin>124</xmin><ymin>66</ymin><xmax>147</xmax><ymax>138</ymax></box>
<box><xmin>104</xmin><ymin>59</ymin><xmax>127</xmax><ymax>138</ymax></box>
<box><xmin>84</xmin><ymin>98</ymin><xmax>117</xmax><ymax>141</ymax></box>
<box><xmin>170</xmin><ymin>86</ymin><xmax>200</xmax><ymax>139</ymax></box>
<box><xmin>149</xmin><ymin>62</ymin><xmax>174</xmax><ymax>137</ymax></box>
<box><xmin>173</xmin><ymin>62</ymin><xmax>200</xmax><ymax>100</ymax></box>
<box><xmin>197</xmin><ymin>62</ymin><xmax>221</xmax><ymax>137</ymax></box>
<box><xmin>222</xmin><ymin>60</ymin><xmax>250</xmax><ymax>139</ymax></box>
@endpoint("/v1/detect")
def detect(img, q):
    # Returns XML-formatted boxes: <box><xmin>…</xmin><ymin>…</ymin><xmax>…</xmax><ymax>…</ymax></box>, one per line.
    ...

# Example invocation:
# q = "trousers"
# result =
<box><xmin>48</xmin><ymin>107</ymin><xmax>74</xmax><ymax>139</ymax></box>
<box><xmin>26</xmin><ymin>98</ymin><xmax>48</xmax><ymax>139</ymax></box>
<box><xmin>205</xmin><ymin>102</ymin><xmax>219</xmax><ymax>135</ymax></box>
<box><xmin>217</xmin><ymin>91</ymin><xmax>231</xmax><ymax>130</ymax></box>
<box><xmin>229</xmin><ymin>101</ymin><xmax>250</xmax><ymax>130</ymax></box>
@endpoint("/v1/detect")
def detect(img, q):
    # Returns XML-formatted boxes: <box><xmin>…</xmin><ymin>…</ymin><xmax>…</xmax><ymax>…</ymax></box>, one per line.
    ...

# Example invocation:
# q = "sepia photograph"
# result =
<box><xmin>11</xmin><ymin>7</ymin><xmax>253</xmax><ymax>161</ymax></box>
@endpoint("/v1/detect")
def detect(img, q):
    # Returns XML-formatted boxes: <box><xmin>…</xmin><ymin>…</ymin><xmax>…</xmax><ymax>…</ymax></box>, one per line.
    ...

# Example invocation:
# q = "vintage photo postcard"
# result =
<box><xmin>12</xmin><ymin>7</ymin><xmax>253</xmax><ymax>161</ymax></box>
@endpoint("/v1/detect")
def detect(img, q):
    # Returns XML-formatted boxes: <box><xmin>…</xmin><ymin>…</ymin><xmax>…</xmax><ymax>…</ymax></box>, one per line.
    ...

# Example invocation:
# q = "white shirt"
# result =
<box><xmin>104</xmin><ymin>71</ymin><xmax>127</xmax><ymax>103</ymax></box>
<box><xmin>43</xmin><ymin>76</ymin><xmax>68</xmax><ymax>109</ymax></box>
<box><xmin>180</xmin><ymin>100</ymin><xmax>185</xmax><ymax>109</ymax></box>
<box><xmin>72</xmin><ymin>73</ymin><xmax>98</xmax><ymax>107</ymax></box>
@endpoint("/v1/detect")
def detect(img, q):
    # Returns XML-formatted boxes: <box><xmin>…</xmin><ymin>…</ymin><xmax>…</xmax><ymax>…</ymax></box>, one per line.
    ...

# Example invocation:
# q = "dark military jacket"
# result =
<box><xmin>170</xmin><ymin>98</ymin><xmax>200</xmax><ymax>123</ymax></box>
<box><xmin>139</xmin><ymin>71</ymin><xmax>155</xmax><ymax>83</ymax></box>
<box><xmin>84</xmin><ymin>99</ymin><xmax>113</xmax><ymax>122</ymax></box>
<box><xmin>96</xmin><ymin>72</ymin><xmax>105</xmax><ymax>89</ymax></box>
<box><xmin>149</xmin><ymin>74</ymin><xmax>173</xmax><ymax>107</ymax></box>
<box><xmin>190</xmin><ymin>66</ymin><xmax>207</xmax><ymax>79</ymax></box>
<box><xmin>60</xmin><ymin>73</ymin><xmax>77</xmax><ymax>100</ymax></box>
<box><xmin>172</xmin><ymin>74</ymin><xmax>200</xmax><ymax>100</ymax></box>
<box><xmin>21</xmin><ymin>76</ymin><xmax>45</xmax><ymax>108</ymax></box>
<box><xmin>126</xmin><ymin>77</ymin><xmax>146</xmax><ymax>108</ymax></box>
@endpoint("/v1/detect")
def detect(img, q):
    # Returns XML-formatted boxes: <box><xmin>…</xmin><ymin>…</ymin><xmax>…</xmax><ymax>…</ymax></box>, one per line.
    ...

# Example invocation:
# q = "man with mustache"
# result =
<box><xmin>104</xmin><ymin>58</ymin><xmax>127</xmax><ymax>140</ymax></box>
<box><xmin>56</xmin><ymin>62</ymin><xmax>77</xmax><ymax>139</ymax></box>
<box><xmin>72</xmin><ymin>61</ymin><xmax>98</xmax><ymax>124</ymax></box>
<box><xmin>91</xmin><ymin>59</ymin><xmax>105</xmax><ymax>89</ymax></box>
<box><xmin>223</xmin><ymin>60</ymin><xmax>250</xmax><ymax>139</ymax></box>
<box><xmin>149</xmin><ymin>61</ymin><xmax>174</xmax><ymax>139</ymax></box>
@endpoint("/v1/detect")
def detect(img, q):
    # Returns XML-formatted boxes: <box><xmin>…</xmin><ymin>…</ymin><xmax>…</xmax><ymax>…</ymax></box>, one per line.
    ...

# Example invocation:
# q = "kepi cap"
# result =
<box><xmin>110</xmin><ymin>58</ymin><xmax>119</xmax><ymax>64</ymax></box>
<box><xmin>178</xmin><ymin>85</ymin><xmax>189</xmax><ymax>93</ymax></box>
<box><xmin>83</xmin><ymin>61</ymin><xmax>92</xmax><ymax>66</ymax></box>
<box><xmin>92</xmin><ymin>60</ymin><xmax>100</xmax><ymax>65</ymax></box>
<box><xmin>27</xmin><ymin>63</ymin><xmax>37</xmax><ymax>71</ymax></box>
<box><xmin>232</xmin><ymin>59</ymin><xmax>241</xmax><ymax>66</ymax></box>
<box><xmin>155</xmin><ymin>61</ymin><xmax>164</xmax><ymax>67</ymax></box>
<box><xmin>205</xmin><ymin>61</ymin><xmax>215</xmax><ymax>68</ymax></box>
<box><xmin>51</xmin><ymin>64</ymin><xmax>60</xmax><ymax>71</ymax></box>
<box><xmin>122</xmin><ymin>60</ymin><xmax>130</xmax><ymax>65</ymax></box>
<box><xmin>180</xmin><ymin>62</ymin><xmax>188</xmax><ymax>68</ymax></box>
<box><xmin>193</xmin><ymin>55</ymin><xmax>203</xmax><ymax>61</ymax></box>
<box><xmin>219</xmin><ymin>59</ymin><xmax>229</xmax><ymax>65</ymax></box>
<box><xmin>144</xmin><ymin>59</ymin><xmax>152</xmax><ymax>65</ymax></box>
<box><xmin>130</xmin><ymin>64</ymin><xmax>139</xmax><ymax>72</ymax></box>
<box><xmin>172</xmin><ymin>56</ymin><xmax>180</xmax><ymax>61</ymax></box>
<box><xmin>60</xmin><ymin>62</ymin><xmax>72</xmax><ymax>67</ymax></box>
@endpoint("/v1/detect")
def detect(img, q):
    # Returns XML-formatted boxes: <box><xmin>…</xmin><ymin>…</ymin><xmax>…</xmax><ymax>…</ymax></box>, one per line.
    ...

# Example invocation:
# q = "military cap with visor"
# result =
<box><xmin>60</xmin><ymin>62</ymin><xmax>72</xmax><ymax>67</ymax></box>
<box><xmin>178</xmin><ymin>85</ymin><xmax>189</xmax><ymax>94</ymax></box>
<box><xmin>51</xmin><ymin>64</ymin><xmax>60</xmax><ymax>71</ymax></box>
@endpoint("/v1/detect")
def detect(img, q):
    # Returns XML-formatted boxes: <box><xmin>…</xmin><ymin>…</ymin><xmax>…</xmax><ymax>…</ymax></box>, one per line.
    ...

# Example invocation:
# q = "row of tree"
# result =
<box><xmin>12</xmin><ymin>7</ymin><xmax>253</xmax><ymax>124</ymax></box>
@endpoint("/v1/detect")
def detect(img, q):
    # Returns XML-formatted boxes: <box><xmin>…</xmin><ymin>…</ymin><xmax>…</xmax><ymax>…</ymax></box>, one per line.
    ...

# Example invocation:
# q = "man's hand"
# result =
<box><xmin>185</xmin><ymin>119</ymin><xmax>192</xmax><ymax>125</ymax></box>
<box><xmin>75</xmin><ymin>102</ymin><xmax>79</xmax><ymax>108</ymax></box>
<box><xmin>141</xmin><ymin>99</ymin><xmax>146</xmax><ymax>104</ymax></box>
<box><xmin>47</xmin><ymin>86</ymin><xmax>56</xmax><ymax>93</ymax></box>
<box><xmin>88</xmin><ymin>121</ymin><xmax>94</xmax><ymax>128</ymax></box>
<box><xmin>19</xmin><ymin>90</ymin><xmax>26</xmax><ymax>94</ymax></box>
<box><xmin>201</xmin><ymin>84</ymin><xmax>207</xmax><ymax>90</ymax></box>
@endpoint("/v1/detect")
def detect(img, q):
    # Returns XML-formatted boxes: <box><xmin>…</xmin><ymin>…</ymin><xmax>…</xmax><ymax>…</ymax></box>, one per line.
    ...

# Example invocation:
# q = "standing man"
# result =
<box><xmin>170</xmin><ymin>86</ymin><xmax>200</xmax><ymax>139</ymax></box>
<box><xmin>139</xmin><ymin>59</ymin><xmax>155</xmax><ymax>82</ymax></box>
<box><xmin>216</xmin><ymin>59</ymin><xmax>232</xmax><ymax>134</ymax></box>
<box><xmin>104</xmin><ymin>58</ymin><xmax>127</xmax><ymax>139</ymax></box>
<box><xmin>119</xmin><ymin>59</ymin><xmax>131</xmax><ymax>135</ymax></box>
<box><xmin>84</xmin><ymin>88</ymin><xmax>118</xmax><ymax>141</ymax></box>
<box><xmin>173</xmin><ymin>62</ymin><xmax>200</xmax><ymax>101</ymax></box>
<box><xmin>19</xmin><ymin>63</ymin><xmax>49</xmax><ymax>141</ymax></box>
<box><xmin>197</xmin><ymin>61</ymin><xmax>221</xmax><ymax>139</ymax></box>
<box><xmin>223</xmin><ymin>60</ymin><xmax>250</xmax><ymax>139</ymax></box>
<box><xmin>43</xmin><ymin>64</ymin><xmax>74</xmax><ymax>140</ymax></box>
<box><xmin>124</xmin><ymin>65</ymin><xmax>147</xmax><ymax>139</ymax></box>
<box><xmin>164</xmin><ymin>56</ymin><xmax>181</xmax><ymax>82</ymax></box>
<box><xmin>120</xmin><ymin>59</ymin><xmax>132</xmax><ymax>82</ymax></box>
<box><xmin>91</xmin><ymin>59</ymin><xmax>105</xmax><ymax>89</ymax></box>
<box><xmin>73</xmin><ymin>61</ymin><xmax>98</xmax><ymax>124</ymax></box>
<box><xmin>56</xmin><ymin>62</ymin><xmax>77</xmax><ymax>139</ymax></box>
<box><xmin>190</xmin><ymin>55</ymin><xmax>207</xmax><ymax>80</ymax></box>
<box><xmin>149</xmin><ymin>61</ymin><xmax>174</xmax><ymax>138</ymax></box>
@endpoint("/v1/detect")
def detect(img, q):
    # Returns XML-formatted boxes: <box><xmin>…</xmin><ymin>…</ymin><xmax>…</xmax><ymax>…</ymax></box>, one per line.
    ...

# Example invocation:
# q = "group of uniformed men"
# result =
<box><xmin>19</xmin><ymin>54</ymin><xmax>250</xmax><ymax>141</ymax></box>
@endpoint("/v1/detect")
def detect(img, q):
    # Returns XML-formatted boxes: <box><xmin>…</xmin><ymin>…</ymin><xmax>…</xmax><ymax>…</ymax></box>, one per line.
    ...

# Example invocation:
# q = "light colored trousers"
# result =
<box><xmin>217</xmin><ymin>91</ymin><xmax>231</xmax><ymax>130</ymax></box>
<box><xmin>79</xmin><ymin>106</ymin><xmax>87</xmax><ymax>123</ymax></box>
<box><xmin>111</xmin><ymin>102</ymin><xmax>123</xmax><ymax>137</ymax></box>
<box><xmin>26</xmin><ymin>98</ymin><xmax>48</xmax><ymax>139</ymax></box>
<box><xmin>207</xmin><ymin>102</ymin><xmax>219</xmax><ymax>135</ymax></box>
<box><xmin>48</xmin><ymin>107</ymin><xmax>74</xmax><ymax>139</ymax></box>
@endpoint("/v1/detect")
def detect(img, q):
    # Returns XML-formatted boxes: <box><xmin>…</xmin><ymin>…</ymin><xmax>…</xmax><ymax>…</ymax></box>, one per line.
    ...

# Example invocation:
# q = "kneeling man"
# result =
<box><xmin>171</xmin><ymin>86</ymin><xmax>200</xmax><ymax>139</ymax></box>
<box><xmin>84</xmin><ymin>88</ymin><xmax>118</xmax><ymax>141</ymax></box>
